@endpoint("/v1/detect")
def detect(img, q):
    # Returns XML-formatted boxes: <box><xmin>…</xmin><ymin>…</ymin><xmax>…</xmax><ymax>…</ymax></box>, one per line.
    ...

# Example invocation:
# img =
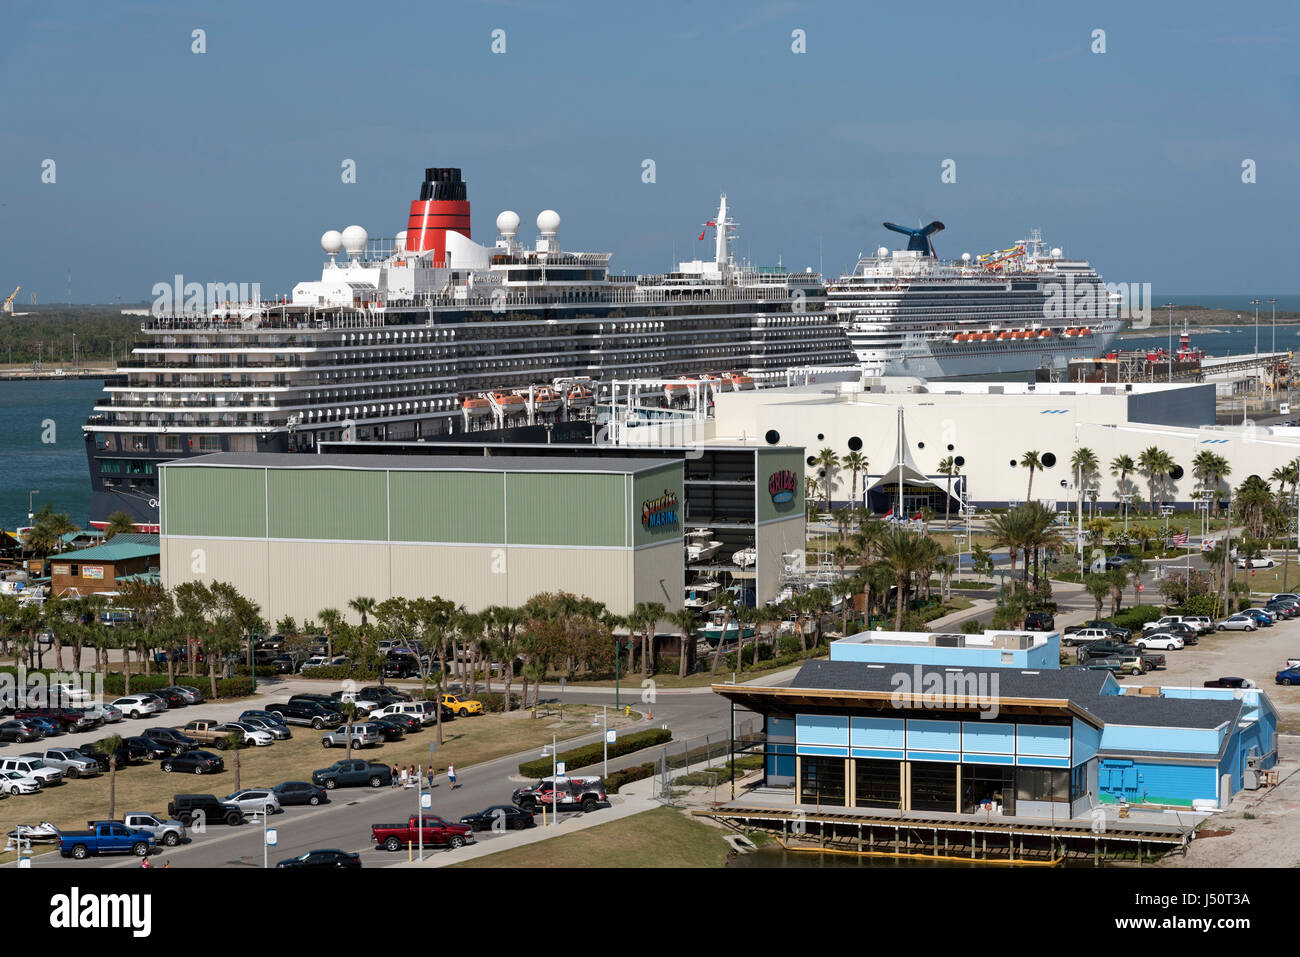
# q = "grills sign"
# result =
<box><xmin>768</xmin><ymin>469</ymin><xmax>798</xmax><ymax>504</ymax></box>
<box><xmin>641</xmin><ymin>490</ymin><xmax>679</xmax><ymax>529</ymax></box>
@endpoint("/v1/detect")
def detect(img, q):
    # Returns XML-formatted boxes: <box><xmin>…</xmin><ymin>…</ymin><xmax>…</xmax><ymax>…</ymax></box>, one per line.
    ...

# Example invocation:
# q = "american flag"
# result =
<box><xmin>1172</xmin><ymin>531</ymin><xmax>1189</xmax><ymax>545</ymax></box>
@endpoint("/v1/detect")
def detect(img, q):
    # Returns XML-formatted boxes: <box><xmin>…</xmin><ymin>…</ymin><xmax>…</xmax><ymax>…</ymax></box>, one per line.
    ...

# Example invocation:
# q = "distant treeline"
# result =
<box><xmin>0</xmin><ymin>306</ymin><xmax>147</xmax><ymax>365</ymax></box>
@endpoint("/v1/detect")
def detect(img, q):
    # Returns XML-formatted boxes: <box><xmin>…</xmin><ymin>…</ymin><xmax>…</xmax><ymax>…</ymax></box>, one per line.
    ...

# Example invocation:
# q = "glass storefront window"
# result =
<box><xmin>854</xmin><ymin>759</ymin><xmax>901</xmax><ymax>810</ymax></box>
<box><xmin>1015</xmin><ymin>767</ymin><xmax>1069</xmax><ymax>804</ymax></box>
<box><xmin>961</xmin><ymin>764</ymin><xmax>1016</xmax><ymax>815</ymax></box>
<box><xmin>801</xmin><ymin>757</ymin><xmax>846</xmax><ymax>807</ymax></box>
<box><xmin>910</xmin><ymin>762</ymin><xmax>958</xmax><ymax>813</ymax></box>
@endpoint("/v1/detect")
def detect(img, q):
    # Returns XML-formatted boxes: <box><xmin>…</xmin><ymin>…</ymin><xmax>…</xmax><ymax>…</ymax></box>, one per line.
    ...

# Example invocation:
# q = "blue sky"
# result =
<box><xmin>2</xmin><ymin>0</ymin><xmax>1297</xmax><ymax>302</ymax></box>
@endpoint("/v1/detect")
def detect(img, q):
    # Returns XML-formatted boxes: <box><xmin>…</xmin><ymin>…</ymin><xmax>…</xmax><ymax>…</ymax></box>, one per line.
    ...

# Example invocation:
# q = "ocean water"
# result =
<box><xmin>1122</xmin><ymin>323</ymin><xmax>1300</xmax><ymax>357</ymax></box>
<box><xmin>0</xmin><ymin>378</ymin><xmax>104</xmax><ymax>529</ymax></box>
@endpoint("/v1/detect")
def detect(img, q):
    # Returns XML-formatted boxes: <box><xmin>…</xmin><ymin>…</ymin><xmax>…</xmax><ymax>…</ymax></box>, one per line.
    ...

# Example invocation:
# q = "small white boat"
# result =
<box><xmin>685</xmin><ymin>528</ymin><xmax>723</xmax><ymax>562</ymax></box>
<box><xmin>731</xmin><ymin>547</ymin><xmax>756</xmax><ymax>569</ymax></box>
<box><xmin>7</xmin><ymin>822</ymin><xmax>60</xmax><ymax>843</ymax></box>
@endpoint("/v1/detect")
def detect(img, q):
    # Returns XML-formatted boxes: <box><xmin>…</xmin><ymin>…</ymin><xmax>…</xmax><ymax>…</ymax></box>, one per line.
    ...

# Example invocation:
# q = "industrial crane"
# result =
<box><xmin>1</xmin><ymin>286</ymin><xmax>17</xmax><ymax>314</ymax></box>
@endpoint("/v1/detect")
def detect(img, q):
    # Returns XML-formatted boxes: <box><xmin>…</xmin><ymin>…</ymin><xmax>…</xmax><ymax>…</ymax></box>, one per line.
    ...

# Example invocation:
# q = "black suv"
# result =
<box><xmin>360</xmin><ymin>686</ymin><xmax>412</xmax><ymax>704</ymax></box>
<box><xmin>382</xmin><ymin>655</ymin><xmax>421</xmax><ymax>679</ymax></box>
<box><xmin>310</xmin><ymin>760</ymin><xmax>393</xmax><ymax>790</ymax></box>
<box><xmin>167</xmin><ymin>793</ymin><xmax>244</xmax><ymax>826</ymax></box>
<box><xmin>1024</xmin><ymin>611</ymin><xmax>1055</xmax><ymax>631</ymax></box>
<box><xmin>144</xmin><ymin>727</ymin><xmax>199</xmax><ymax>752</ymax></box>
<box><xmin>269</xmin><ymin>700</ymin><xmax>343</xmax><ymax>729</ymax></box>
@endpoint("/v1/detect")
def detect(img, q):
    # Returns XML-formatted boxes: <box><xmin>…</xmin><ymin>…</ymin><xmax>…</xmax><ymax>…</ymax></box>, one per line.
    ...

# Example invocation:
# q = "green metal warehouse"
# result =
<box><xmin>158</xmin><ymin>453</ymin><xmax>684</xmax><ymax>623</ymax></box>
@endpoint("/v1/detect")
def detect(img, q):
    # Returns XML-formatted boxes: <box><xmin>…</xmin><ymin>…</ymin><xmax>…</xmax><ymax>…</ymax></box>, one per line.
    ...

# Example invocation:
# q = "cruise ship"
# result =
<box><xmin>828</xmin><ymin>221</ymin><xmax>1124</xmax><ymax>379</ymax></box>
<box><xmin>83</xmin><ymin>166</ymin><xmax>856</xmax><ymax>530</ymax></box>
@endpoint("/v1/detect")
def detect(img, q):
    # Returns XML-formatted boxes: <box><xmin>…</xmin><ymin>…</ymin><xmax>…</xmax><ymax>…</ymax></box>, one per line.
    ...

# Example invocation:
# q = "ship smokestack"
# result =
<box><xmin>406</xmin><ymin>167</ymin><xmax>471</xmax><ymax>265</ymax></box>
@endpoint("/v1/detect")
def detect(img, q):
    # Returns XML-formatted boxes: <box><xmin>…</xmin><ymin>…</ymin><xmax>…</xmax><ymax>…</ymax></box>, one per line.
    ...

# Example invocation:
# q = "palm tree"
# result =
<box><xmin>1071</xmin><ymin>447</ymin><xmax>1099</xmax><ymax>512</ymax></box>
<box><xmin>1110</xmin><ymin>453</ymin><xmax>1136</xmax><ymax>515</ymax></box>
<box><xmin>339</xmin><ymin>700</ymin><xmax>357</xmax><ymax>761</ymax></box>
<box><xmin>317</xmin><ymin>607</ymin><xmax>343</xmax><ymax>659</ymax></box>
<box><xmin>814</xmin><ymin>448</ymin><xmax>840</xmax><ymax>513</ymax></box>
<box><xmin>103</xmin><ymin>511</ymin><xmax>138</xmax><ymax>541</ymax></box>
<box><xmin>1083</xmin><ymin>573</ymin><xmax>1111</xmax><ymax>620</ymax></box>
<box><xmin>95</xmin><ymin>734</ymin><xmax>125</xmax><ymax>819</ymax></box>
<box><xmin>1019</xmin><ymin>450</ymin><xmax>1043</xmax><ymax>503</ymax></box>
<box><xmin>841</xmin><ymin>451</ymin><xmax>868</xmax><ymax>509</ymax></box>
<box><xmin>877</xmin><ymin>527</ymin><xmax>928</xmax><ymax>630</ymax></box>
<box><xmin>1137</xmin><ymin>446</ymin><xmax>1175</xmax><ymax>515</ymax></box>
<box><xmin>708</xmin><ymin>593</ymin><xmax>739</xmax><ymax>678</ymax></box>
<box><xmin>937</xmin><ymin>456</ymin><xmax>959</xmax><ymax>529</ymax></box>
<box><xmin>668</xmin><ymin>608</ymin><xmax>699</xmax><ymax>678</ymax></box>
<box><xmin>629</xmin><ymin>601</ymin><xmax>665</xmax><ymax>678</ymax></box>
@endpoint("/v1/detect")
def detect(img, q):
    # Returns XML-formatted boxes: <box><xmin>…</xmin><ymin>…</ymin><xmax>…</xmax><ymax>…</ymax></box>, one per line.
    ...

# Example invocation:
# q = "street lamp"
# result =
<box><xmin>1271</xmin><ymin>298</ymin><xmax>1279</xmax><ymax>357</ymax></box>
<box><xmin>27</xmin><ymin>490</ymin><xmax>39</xmax><ymax>526</ymax></box>
<box><xmin>1251</xmin><ymin>299</ymin><xmax>1262</xmax><ymax>398</ymax></box>
<box><xmin>1164</xmin><ymin>302</ymin><xmax>1176</xmax><ymax>383</ymax></box>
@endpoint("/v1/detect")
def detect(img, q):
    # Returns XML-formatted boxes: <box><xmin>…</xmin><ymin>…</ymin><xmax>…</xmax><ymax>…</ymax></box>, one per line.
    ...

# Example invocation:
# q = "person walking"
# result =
<box><xmin>405</xmin><ymin>765</ymin><xmax>416</xmax><ymax>789</ymax></box>
<box><xmin>447</xmin><ymin>763</ymin><xmax>457</xmax><ymax>790</ymax></box>
<box><xmin>399</xmin><ymin>766</ymin><xmax>409</xmax><ymax>788</ymax></box>
<box><xmin>140</xmin><ymin>855</ymin><xmax>152</xmax><ymax>869</ymax></box>
<box><xmin>426</xmin><ymin>765</ymin><xmax>436</xmax><ymax>790</ymax></box>
<box><xmin>391</xmin><ymin>765</ymin><xmax>401</xmax><ymax>789</ymax></box>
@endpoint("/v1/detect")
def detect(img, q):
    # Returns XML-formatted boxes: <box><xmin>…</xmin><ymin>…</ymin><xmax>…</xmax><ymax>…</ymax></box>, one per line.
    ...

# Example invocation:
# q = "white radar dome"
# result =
<box><xmin>496</xmin><ymin>210</ymin><xmax>521</xmax><ymax>238</ymax></box>
<box><xmin>961</xmin><ymin>252</ymin><xmax>971</xmax><ymax>262</ymax></box>
<box><xmin>805</xmin><ymin>266</ymin><xmax>813</xmax><ymax>273</ymax></box>
<box><xmin>394</xmin><ymin>230</ymin><xmax>407</xmax><ymax>254</ymax></box>
<box><xmin>877</xmin><ymin>246</ymin><xmax>889</xmax><ymax>258</ymax></box>
<box><xmin>321</xmin><ymin>230</ymin><xmax>344</xmax><ymax>255</ymax></box>
<box><xmin>341</xmin><ymin>225</ymin><xmax>368</xmax><ymax>256</ymax></box>
<box><xmin>1050</xmin><ymin>247</ymin><xmax>1063</xmax><ymax>258</ymax></box>
<box><xmin>537</xmin><ymin>209</ymin><xmax>561</xmax><ymax>237</ymax></box>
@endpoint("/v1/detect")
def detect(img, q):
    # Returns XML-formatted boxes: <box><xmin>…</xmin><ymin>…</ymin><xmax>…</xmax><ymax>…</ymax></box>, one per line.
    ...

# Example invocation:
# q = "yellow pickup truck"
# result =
<box><xmin>438</xmin><ymin>694</ymin><xmax>483</xmax><ymax>716</ymax></box>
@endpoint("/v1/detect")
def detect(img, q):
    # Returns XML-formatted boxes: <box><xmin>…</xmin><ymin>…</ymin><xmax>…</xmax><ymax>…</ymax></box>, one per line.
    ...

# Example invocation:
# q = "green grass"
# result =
<box><xmin>451</xmin><ymin>805</ymin><xmax>733</xmax><ymax>868</ymax></box>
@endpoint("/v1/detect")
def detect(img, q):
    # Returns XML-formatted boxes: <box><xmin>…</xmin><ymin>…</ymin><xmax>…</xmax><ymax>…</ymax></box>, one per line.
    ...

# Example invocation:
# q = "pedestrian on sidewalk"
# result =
<box><xmin>426</xmin><ymin>765</ymin><xmax>436</xmax><ymax>790</ymax></box>
<box><xmin>391</xmin><ymin>765</ymin><xmax>401</xmax><ymax>789</ymax></box>
<box><xmin>447</xmin><ymin>763</ymin><xmax>457</xmax><ymax>789</ymax></box>
<box><xmin>399</xmin><ymin>766</ymin><xmax>409</xmax><ymax>788</ymax></box>
<box><xmin>405</xmin><ymin>764</ymin><xmax>416</xmax><ymax>788</ymax></box>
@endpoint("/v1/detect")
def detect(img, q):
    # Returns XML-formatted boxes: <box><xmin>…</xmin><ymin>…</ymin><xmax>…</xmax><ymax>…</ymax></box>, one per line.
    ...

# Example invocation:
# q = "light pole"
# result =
<box><xmin>1164</xmin><ymin>302</ymin><xmax>1175</xmax><ymax>382</ymax></box>
<box><xmin>27</xmin><ymin>490</ymin><xmax>38</xmax><ymax>526</ymax></box>
<box><xmin>1271</xmin><ymin>298</ymin><xmax>1278</xmax><ymax>357</ymax></box>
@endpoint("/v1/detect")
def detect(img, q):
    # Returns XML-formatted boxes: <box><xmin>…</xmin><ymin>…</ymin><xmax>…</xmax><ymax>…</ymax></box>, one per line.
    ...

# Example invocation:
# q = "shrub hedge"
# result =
<box><xmin>606</xmin><ymin>761</ymin><xmax>657</xmax><ymax>794</ymax></box>
<box><xmin>518</xmin><ymin>727</ymin><xmax>672</xmax><ymax>777</ymax></box>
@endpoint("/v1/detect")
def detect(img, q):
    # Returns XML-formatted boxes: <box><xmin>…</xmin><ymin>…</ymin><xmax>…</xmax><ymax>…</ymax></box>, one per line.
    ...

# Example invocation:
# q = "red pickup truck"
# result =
<box><xmin>371</xmin><ymin>814</ymin><xmax>475</xmax><ymax>852</ymax></box>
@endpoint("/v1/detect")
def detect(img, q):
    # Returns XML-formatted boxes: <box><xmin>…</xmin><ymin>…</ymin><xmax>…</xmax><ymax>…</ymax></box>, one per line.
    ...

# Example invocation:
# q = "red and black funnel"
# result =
<box><xmin>406</xmin><ymin>167</ymin><xmax>471</xmax><ymax>265</ymax></box>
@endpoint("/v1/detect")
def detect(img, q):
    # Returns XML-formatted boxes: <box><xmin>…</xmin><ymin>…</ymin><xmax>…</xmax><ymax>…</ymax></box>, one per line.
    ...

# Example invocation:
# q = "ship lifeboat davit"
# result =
<box><xmin>726</xmin><ymin>373</ymin><xmax>755</xmax><ymax>390</ymax></box>
<box><xmin>516</xmin><ymin>387</ymin><xmax>562</xmax><ymax>413</ymax></box>
<box><xmin>489</xmin><ymin>392</ymin><xmax>527</xmax><ymax>412</ymax></box>
<box><xmin>665</xmin><ymin>382</ymin><xmax>690</xmax><ymax>402</ymax></box>
<box><xmin>463</xmin><ymin>398</ymin><xmax>491</xmax><ymax>417</ymax></box>
<box><xmin>566</xmin><ymin>386</ymin><xmax>594</xmax><ymax>408</ymax></box>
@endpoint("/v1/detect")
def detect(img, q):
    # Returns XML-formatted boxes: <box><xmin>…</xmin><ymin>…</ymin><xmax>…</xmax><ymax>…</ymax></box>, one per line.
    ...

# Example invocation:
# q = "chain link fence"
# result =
<box><xmin>650</xmin><ymin>719</ymin><xmax>762</xmax><ymax>804</ymax></box>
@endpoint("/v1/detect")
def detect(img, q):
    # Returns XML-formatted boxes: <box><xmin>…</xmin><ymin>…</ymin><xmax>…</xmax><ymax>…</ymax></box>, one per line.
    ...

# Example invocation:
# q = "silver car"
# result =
<box><xmin>320</xmin><ymin>722</ymin><xmax>383</xmax><ymax>749</ymax></box>
<box><xmin>1217</xmin><ymin>615</ymin><xmax>1258</xmax><ymax>632</ymax></box>
<box><xmin>222</xmin><ymin>788</ymin><xmax>283</xmax><ymax>816</ymax></box>
<box><xmin>164</xmin><ymin>686</ymin><xmax>205</xmax><ymax>705</ymax></box>
<box><xmin>241</xmin><ymin>716</ymin><xmax>291</xmax><ymax>740</ymax></box>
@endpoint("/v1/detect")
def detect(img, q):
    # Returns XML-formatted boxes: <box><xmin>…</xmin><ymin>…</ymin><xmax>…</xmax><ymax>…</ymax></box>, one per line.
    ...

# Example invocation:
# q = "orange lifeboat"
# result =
<box><xmin>1040</xmin><ymin>328</ymin><xmax>1054</xmax><ymax>337</ymax></box>
<box><xmin>463</xmin><ymin>397</ymin><xmax>491</xmax><ymax>417</ymax></box>
<box><xmin>727</xmin><ymin>373</ymin><xmax>756</xmax><ymax>390</ymax></box>
<box><xmin>490</xmin><ymin>392</ymin><xmax>526</xmax><ymax>411</ymax></box>
<box><xmin>998</xmin><ymin>330</ymin><xmax>1013</xmax><ymax>340</ymax></box>
<box><xmin>953</xmin><ymin>333</ymin><xmax>966</xmax><ymax>342</ymax></box>
<box><xmin>1079</xmin><ymin>327</ymin><xmax>1092</xmax><ymax>336</ymax></box>
<box><xmin>981</xmin><ymin>332</ymin><xmax>995</xmax><ymax>341</ymax></box>
<box><xmin>1064</xmin><ymin>328</ymin><xmax>1078</xmax><ymax>337</ymax></box>
<box><xmin>567</xmin><ymin>386</ymin><xmax>594</xmax><ymax>408</ymax></box>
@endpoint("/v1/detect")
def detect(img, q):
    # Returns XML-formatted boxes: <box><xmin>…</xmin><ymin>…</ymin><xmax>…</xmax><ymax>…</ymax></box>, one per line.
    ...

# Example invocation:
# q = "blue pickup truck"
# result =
<box><xmin>58</xmin><ymin>821</ymin><xmax>156</xmax><ymax>860</ymax></box>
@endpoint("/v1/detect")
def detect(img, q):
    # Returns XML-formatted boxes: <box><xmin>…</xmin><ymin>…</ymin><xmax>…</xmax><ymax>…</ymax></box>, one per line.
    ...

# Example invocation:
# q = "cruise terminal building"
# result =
<box><xmin>158</xmin><ymin>453</ymin><xmax>686</xmax><ymax>622</ymax></box>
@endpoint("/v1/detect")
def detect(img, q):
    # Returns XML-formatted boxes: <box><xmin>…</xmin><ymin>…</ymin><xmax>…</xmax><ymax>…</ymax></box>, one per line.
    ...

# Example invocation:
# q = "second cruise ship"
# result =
<box><xmin>829</xmin><ymin>221</ymin><xmax>1124</xmax><ymax>379</ymax></box>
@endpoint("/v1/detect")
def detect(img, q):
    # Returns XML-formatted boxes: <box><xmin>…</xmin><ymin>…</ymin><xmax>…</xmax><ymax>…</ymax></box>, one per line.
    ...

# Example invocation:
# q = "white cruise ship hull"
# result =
<box><xmin>856</xmin><ymin>326</ymin><xmax>1124</xmax><ymax>379</ymax></box>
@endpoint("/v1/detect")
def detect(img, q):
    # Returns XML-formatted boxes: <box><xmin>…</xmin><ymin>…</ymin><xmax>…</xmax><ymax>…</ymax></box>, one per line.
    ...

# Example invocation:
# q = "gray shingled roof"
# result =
<box><xmin>160</xmin><ymin>452</ymin><xmax>676</xmax><ymax>474</ymax></box>
<box><xmin>787</xmin><ymin>659</ymin><xmax>1242</xmax><ymax>733</ymax></box>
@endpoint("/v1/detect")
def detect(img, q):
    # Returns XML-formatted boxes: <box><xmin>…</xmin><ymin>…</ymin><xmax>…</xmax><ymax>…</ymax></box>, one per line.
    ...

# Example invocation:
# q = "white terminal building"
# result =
<box><xmin>618</xmin><ymin>377</ymin><xmax>1300</xmax><ymax>514</ymax></box>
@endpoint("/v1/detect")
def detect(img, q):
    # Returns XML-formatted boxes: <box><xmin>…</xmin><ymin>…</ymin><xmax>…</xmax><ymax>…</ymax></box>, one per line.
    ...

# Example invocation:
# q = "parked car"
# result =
<box><xmin>216</xmin><ymin>722</ymin><xmax>275</xmax><ymax>747</ymax></box>
<box><xmin>1064</xmin><ymin>627</ymin><xmax>1121</xmax><ymax>649</ymax></box>
<box><xmin>239</xmin><ymin>709</ymin><xmax>291</xmax><ymax>729</ymax></box>
<box><xmin>75</xmin><ymin>739</ymin><xmax>145</xmax><ymax>771</ymax></box>
<box><xmin>300</xmin><ymin>655</ymin><xmax>348</xmax><ymax>673</ymax></box>
<box><xmin>113</xmin><ymin>695</ymin><xmax>167</xmax><ymax>719</ymax></box>
<box><xmin>223</xmin><ymin>788</ymin><xmax>283</xmax><ymax>816</ymax></box>
<box><xmin>13</xmin><ymin>707</ymin><xmax>92</xmax><ymax>733</ymax></box>
<box><xmin>361</xmin><ymin>686</ymin><xmax>413</xmax><ymax>704</ymax></box>
<box><xmin>144</xmin><ymin>727</ymin><xmax>198</xmax><ymax>751</ymax></box>
<box><xmin>1266</xmin><ymin>600</ymin><xmax>1299</xmax><ymax>619</ymax></box>
<box><xmin>0</xmin><ymin>770</ymin><xmax>42</xmax><ymax>794</ymax></box>
<box><xmin>311</xmin><ymin>759</ymin><xmax>392</xmax><ymax>790</ymax></box>
<box><xmin>276</xmin><ymin>849</ymin><xmax>360</xmax><ymax>869</ymax></box>
<box><xmin>459</xmin><ymin>805</ymin><xmax>536</xmax><ymax>832</ymax></box>
<box><xmin>58</xmin><ymin>821</ymin><xmax>154</xmax><ymax>860</ymax></box>
<box><xmin>0</xmin><ymin>755</ymin><xmax>63</xmax><ymax>786</ymax></box>
<box><xmin>271</xmin><ymin>781</ymin><xmax>329</xmax><ymax>807</ymax></box>
<box><xmin>167</xmin><ymin>793</ymin><xmax>243</xmax><ymax>826</ymax></box>
<box><xmin>267</xmin><ymin>700</ymin><xmax>343</xmax><ymax>730</ymax></box>
<box><xmin>240</xmin><ymin>716</ymin><xmax>291</xmax><ymax>740</ymax></box>
<box><xmin>1271</xmin><ymin>593</ymin><xmax>1300</xmax><ymax>604</ymax></box>
<box><xmin>1217</xmin><ymin>615</ymin><xmax>1258</xmax><ymax>632</ymax></box>
<box><xmin>1203</xmin><ymin>676</ymin><xmax>1256</xmax><ymax>689</ymax></box>
<box><xmin>270</xmin><ymin>653</ymin><xmax>303</xmax><ymax>674</ymax></box>
<box><xmin>289</xmin><ymin>693</ymin><xmax>346</xmax><ymax>709</ymax></box>
<box><xmin>511</xmin><ymin>775</ymin><xmax>608</xmax><ymax>813</ymax></box>
<box><xmin>368</xmin><ymin>718</ymin><xmax>407</xmax><ymax>742</ymax></box>
<box><xmin>382</xmin><ymin>655</ymin><xmax>421</xmax><ymax>679</ymax></box>
<box><xmin>1134</xmin><ymin>632</ymin><xmax>1184</xmax><ymax>651</ymax></box>
<box><xmin>151</xmin><ymin>688</ymin><xmax>189</xmax><ymax>709</ymax></box>
<box><xmin>1023</xmin><ymin>611</ymin><xmax>1055</xmax><ymax>631</ymax></box>
<box><xmin>161</xmin><ymin>686</ymin><xmax>204</xmax><ymax>705</ymax></box>
<box><xmin>117</xmin><ymin>811</ymin><xmax>186</xmax><ymax>847</ymax></box>
<box><xmin>438</xmin><ymin>694</ymin><xmax>483</xmax><ymax>716</ymax></box>
<box><xmin>1236</xmin><ymin>556</ymin><xmax>1277</xmax><ymax>569</ymax></box>
<box><xmin>1241</xmin><ymin>609</ymin><xmax>1274</xmax><ymax>627</ymax></box>
<box><xmin>371</xmin><ymin>814</ymin><xmax>474</xmax><ymax>851</ymax></box>
<box><xmin>327</xmin><ymin>690</ymin><xmax>382</xmax><ymax>715</ymax></box>
<box><xmin>83</xmin><ymin>703</ymin><xmax>124</xmax><ymax>724</ymax></box>
<box><xmin>24</xmin><ymin>717</ymin><xmax>61</xmax><ymax>737</ymax></box>
<box><xmin>124</xmin><ymin>736</ymin><xmax>174</xmax><ymax>760</ymax></box>
<box><xmin>1275</xmin><ymin>667</ymin><xmax>1300</xmax><ymax>686</ymax></box>
<box><xmin>24</xmin><ymin>747</ymin><xmax>100</xmax><ymax>778</ymax></box>
<box><xmin>160</xmin><ymin>750</ymin><xmax>225</xmax><ymax>774</ymax></box>
<box><xmin>321</xmin><ymin>722</ymin><xmax>384</xmax><ymax>749</ymax></box>
<box><xmin>178</xmin><ymin>719</ymin><xmax>239</xmax><ymax>749</ymax></box>
<box><xmin>0</xmin><ymin>720</ymin><xmax>44</xmax><ymax>743</ymax></box>
<box><xmin>1063</xmin><ymin>620</ymin><xmax>1132</xmax><ymax>642</ymax></box>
